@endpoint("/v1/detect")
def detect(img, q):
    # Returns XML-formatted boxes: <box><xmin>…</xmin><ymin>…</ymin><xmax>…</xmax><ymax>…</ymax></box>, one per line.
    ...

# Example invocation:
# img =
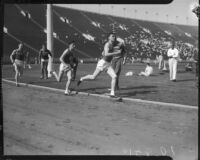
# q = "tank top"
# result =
<box><xmin>40</xmin><ymin>49</ymin><xmax>51</xmax><ymax>60</ymax></box>
<box><xmin>14</xmin><ymin>49</ymin><xmax>25</xmax><ymax>61</ymax></box>
<box><xmin>62</xmin><ymin>49</ymin><xmax>74</xmax><ymax>64</ymax></box>
<box><xmin>102</xmin><ymin>42</ymin><xmax>113</xmax><ymax>63</ymax></box>
<box><xmin>113</xmin><ymin>41</ymin><xmax>125</xmax><ymax>59</ymax></box>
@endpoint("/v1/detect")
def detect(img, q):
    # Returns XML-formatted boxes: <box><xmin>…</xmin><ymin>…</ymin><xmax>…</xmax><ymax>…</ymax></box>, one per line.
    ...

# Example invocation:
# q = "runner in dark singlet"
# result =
<box><xmin>51</xmin><ymin>41</ymin><xmax>76</xmax><ymax>95</ymax></box>
<box><xmin>10</xmin><ymin>43</ymin><xmax>26</xmax><ymax>86</ymax></box>
<box><xmin>39</xmin><ymin>44</ymin><xmax>52</xmax><ymax>79</ymax></box>
<box><xmin>111</xmin><ymin>38</ymin><xmax>126</xmax><ymax>90</ymax></box>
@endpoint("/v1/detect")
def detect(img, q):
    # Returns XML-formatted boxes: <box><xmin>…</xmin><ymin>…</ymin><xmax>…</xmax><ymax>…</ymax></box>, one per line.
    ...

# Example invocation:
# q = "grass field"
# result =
<box><xmin>2</xmin><ymin>62</ymin><xmax>198</xmax><ymax>106</ymax></box>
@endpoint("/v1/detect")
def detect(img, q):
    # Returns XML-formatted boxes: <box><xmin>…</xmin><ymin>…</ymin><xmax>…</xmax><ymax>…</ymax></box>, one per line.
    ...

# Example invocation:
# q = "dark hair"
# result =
<box><xmin>107</xmin><ymin>32</ymin><xmax>116</xmax><ymax>39</ymax></box>
<box><xmin>68</xmin><ymin>40</ymin><xmax>75</xmax><ymax>45</ymax></box>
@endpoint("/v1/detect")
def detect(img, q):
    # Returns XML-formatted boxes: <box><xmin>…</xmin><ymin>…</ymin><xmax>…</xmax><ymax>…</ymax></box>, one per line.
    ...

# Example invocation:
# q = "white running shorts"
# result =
<box><xmin>96</xmin><ymin>59</ymin><xmax>111</xmax><ymax>71</ymax></box>
<box><xmin>59</xmin><ymin>63</ymin><xmax>71</xmax><ymax>72</ymax></box>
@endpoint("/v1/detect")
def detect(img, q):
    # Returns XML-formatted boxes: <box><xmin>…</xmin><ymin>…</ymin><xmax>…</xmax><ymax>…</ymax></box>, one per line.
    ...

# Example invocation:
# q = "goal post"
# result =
<box><xmin>47</xmin><ymin>4</ymin><xmax>54</xmax><ymax>77</ymax></box>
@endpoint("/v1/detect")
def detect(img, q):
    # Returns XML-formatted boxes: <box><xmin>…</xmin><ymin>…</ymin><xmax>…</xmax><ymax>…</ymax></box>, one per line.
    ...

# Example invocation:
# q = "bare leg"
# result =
<box><xmin>14</xmin><ymin>64</ymin><xmax>19</xmax><ymax>86</ymax></box>
<box><xmin>52</xmin><ymin>69</ymin><xmax>64</xmax><ymax>82</ymax></box>
<box><xmin>19</xmin><ymin>66</ymin><xmax>23</xmax><ymax>77</ymax></box>
<box><xmin>44</xmin><ymin>62</ymin><xmax>48</xmax><ymax>79</ymax></box>
<box><xmin>107</xmin><ymin>67</ymin><xmax>117</xmax><ymax>96</ymax></box>
<box><xmin>77</xmin><ymin>68</ymin><xmax>101</xmax><ymax>86</ymax></box>
<box><xmin>41</xmin><ymin>62</ymin><xmax>44</xmax><ymax>79</ymax></box>
<box><xmin>80</xmin><ymin>68</ymin><xmax>101</xmax><ymax>81</ymax></box>
<box><xmin>65</xmin><ymin>70</ymin><xmax>72</xmax><ymax>94</ymax></box>
<box><xmin>15</xmin><ymin>71</ymin><xmax>19</xmax><ymax>86</ymax></box>
<box><xmin>139</xmin><ymin>72</ymin><xmax>145</xmax><ymax>76</ymax></box>
<box><xmin>28</xmin><ymin>64</ymin><xmax>32</xmax><ymax>69</ymax></box>
<box><xmin>139</xmin><ymin>72</ymin><xmax>149</xmax><ymax>76</ymax></box>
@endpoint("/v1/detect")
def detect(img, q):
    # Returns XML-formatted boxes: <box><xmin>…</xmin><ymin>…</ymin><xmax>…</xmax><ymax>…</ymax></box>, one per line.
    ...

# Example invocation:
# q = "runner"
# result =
<box><xmin>111</xmin><ymin>37</ymin><xmax>126</xmax><ymax>90</ymax></box>
<box><xmin>77</xmin><ymin>32</ymin><xmax>122</xmax><ymax>97</ymax></box>
<box><xmin>51</xmin><ymin>41</ymin><xmax>76</xmax><ymax>95</ymax></box>
<box><xmin>39</xmin><ymin>44</ymin><xmax>52</xmax><ymax>79</ymax></box>
<box><xmin>10</xmin><ymin>43</ymin><xmax>26</xmax><ymax>86</ymax></box>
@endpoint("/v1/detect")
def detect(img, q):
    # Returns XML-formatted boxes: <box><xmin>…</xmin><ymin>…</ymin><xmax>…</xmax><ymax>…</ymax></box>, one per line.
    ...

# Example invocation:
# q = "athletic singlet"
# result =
<box><xmin>102</xmin><ymin>42</ymin><xmax>113</xmax><ymax>63</ymax></box>
<box><xmin>14</xmin><ymin>49</ymin><xmax>25</xmax><ymax>61</ymax></box>
<box><xmin>62</xmin><ymin>49</ymin><xmax>74</xmax><ymax>64</ymax></box>
<box><xmin>113</xmin><ymin>41</ymin><xmax>125</xmax><ymax>59</ymax></box>
<box><xmin>40</xmin><ymin>49</ymin><xmax>51</xmax><ymax>60</ymax></box>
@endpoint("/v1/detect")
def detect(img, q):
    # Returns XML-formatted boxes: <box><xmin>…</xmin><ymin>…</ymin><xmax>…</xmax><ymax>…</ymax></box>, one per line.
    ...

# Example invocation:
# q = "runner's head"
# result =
<box><xmin>68</xmin><ymin>40</ymin><xmax>75</xmax><ymax>51</ymax></box>
<box><xmin>107</xmin><ymin>32</ymin><xmax>116</xmax><ymax>43</ymax></box>
<box><xmin>18</xmin><ymin>43</ymin><xmax>23</xmax><ymax>50</ymax></box>
<box><xmin>42</xmin><ymin>44</ymin><xmax>47</xmax><ymax>50</ymax></box>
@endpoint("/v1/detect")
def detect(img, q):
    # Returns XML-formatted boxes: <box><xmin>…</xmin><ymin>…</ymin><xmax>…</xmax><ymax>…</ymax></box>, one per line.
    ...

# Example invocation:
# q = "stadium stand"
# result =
<box><xmin>3</xmin><ymin>4</ymin><xmax>198</xmax><ymax>64</ymax></box>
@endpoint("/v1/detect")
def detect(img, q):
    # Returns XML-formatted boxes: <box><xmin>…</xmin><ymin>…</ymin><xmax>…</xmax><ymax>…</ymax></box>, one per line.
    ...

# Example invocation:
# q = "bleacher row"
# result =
<box><xmin>3</xmin><ymin>4</ymin><xmax>198</xmax><ymax>64</ymax></box>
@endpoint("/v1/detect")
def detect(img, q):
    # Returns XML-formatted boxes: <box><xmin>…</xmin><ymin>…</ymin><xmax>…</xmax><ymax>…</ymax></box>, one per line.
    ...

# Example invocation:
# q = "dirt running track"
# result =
<box><xmin>2</xmin><ymin>83</ymin><xmax>198</xmax><ymax>160</ymax></box>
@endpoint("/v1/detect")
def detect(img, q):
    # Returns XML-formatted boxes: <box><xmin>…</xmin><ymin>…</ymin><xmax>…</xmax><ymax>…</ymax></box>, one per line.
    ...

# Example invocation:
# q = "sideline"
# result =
<box><xmin>2</xmin><ymin>78</ymin><xmax>198</xmax><ymax>110</ymax></box>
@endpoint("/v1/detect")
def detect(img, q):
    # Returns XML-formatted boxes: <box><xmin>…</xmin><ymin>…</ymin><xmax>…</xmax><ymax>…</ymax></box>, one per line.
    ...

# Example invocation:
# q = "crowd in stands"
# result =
<box><xmin>119</xmin><ymin>29</ymin><xmax>198</xmax><ymax>62</ymax></box>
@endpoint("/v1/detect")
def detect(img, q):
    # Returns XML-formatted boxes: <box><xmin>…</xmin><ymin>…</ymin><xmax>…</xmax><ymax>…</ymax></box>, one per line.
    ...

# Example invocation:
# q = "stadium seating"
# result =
<box><xmin>3</xmin><ymin>4</ymin><xmax>198</xmax><ymax>63</ymax></box>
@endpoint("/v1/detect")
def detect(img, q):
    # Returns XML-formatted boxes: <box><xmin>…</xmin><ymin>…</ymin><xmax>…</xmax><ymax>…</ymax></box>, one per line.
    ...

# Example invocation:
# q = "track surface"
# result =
<box><xmin>3</xmin><ymin>82</ymin><xmax>198</xmax><ymax>159</ymax></box>
<box><xmin>2</xmin><ymin>63</ymin><xmax>198</xmax><ymax>106</ymax></box>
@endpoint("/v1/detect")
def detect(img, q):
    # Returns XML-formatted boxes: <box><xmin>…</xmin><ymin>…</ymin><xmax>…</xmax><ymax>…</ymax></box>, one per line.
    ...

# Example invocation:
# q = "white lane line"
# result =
<box><xmin>123</xmin><ymin>97</ymin><xmax>198</xmax><ymax>110</ymax></box>
<box><xmin>2</xmin><ymin>78</ymin><xmax>198</xmax><ymax>110</ymax></box>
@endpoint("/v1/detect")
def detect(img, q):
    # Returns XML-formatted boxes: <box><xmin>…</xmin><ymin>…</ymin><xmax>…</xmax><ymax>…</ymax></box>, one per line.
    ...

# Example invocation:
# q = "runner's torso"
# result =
<box><xmin>103</xmin><ymin>42</ymin><xmax>114</xmax><ymax>63</ymax></box>
<box><xmin>113</xmin><ymin>41</ymin><xmax>124</xmax><ymax>59</ymax></box>
<box><xmin>62</xmin><ymin>50</ymin><xmax>74</xmax><ymax>64</ymax></box>
<box><xmin>40</xmin><ymin>49</ymin><xmax>51</xmax><ymax>60</ymax></box>
<box><xmin>14</xmin><ymin>49</ymin><xmax>25</xmax><ymax>61</ymax></box>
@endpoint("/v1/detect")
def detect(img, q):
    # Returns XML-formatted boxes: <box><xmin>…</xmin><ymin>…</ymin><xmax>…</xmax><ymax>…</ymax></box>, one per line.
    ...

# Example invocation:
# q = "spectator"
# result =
<box><xmin>138</xmin><ymin>61</ymin><xmax>153</xmax><ymax>77</ymax></box>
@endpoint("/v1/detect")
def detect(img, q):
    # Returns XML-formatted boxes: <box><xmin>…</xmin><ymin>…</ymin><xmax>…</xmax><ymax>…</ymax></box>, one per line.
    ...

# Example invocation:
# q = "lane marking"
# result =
<box><xmin>123</xmin><ymin>97</ymin><xmax>198</xmax><ymax>110</ymax></box>
<box><xmin>2</xmin><ymin>78</ymin><xmax>198</xmax><ymax>110</ymax></box>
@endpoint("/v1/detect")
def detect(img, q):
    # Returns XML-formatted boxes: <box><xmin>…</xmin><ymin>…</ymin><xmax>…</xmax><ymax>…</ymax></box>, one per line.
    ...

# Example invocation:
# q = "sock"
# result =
<box><xmin>110</xmin><ymin>90</ymin><xmax>115</xmax><ymax>96</ymax></box>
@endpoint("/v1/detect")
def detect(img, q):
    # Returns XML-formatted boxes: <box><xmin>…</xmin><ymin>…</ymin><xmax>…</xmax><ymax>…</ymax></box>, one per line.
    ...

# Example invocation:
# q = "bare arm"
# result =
<box><xmin>104</xmin><ymin>43</ymin><xmax>122</xmax><ymax>56</ymax></box>
<box><xmin>10</xmin><ymin>50</ymin><xmax>16</xmax><ymax>64</ymax></box>
<box><xmin>60</xmin><ymin>49</ymin><xmax>71</xmax><ymax>67</ymax></box>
